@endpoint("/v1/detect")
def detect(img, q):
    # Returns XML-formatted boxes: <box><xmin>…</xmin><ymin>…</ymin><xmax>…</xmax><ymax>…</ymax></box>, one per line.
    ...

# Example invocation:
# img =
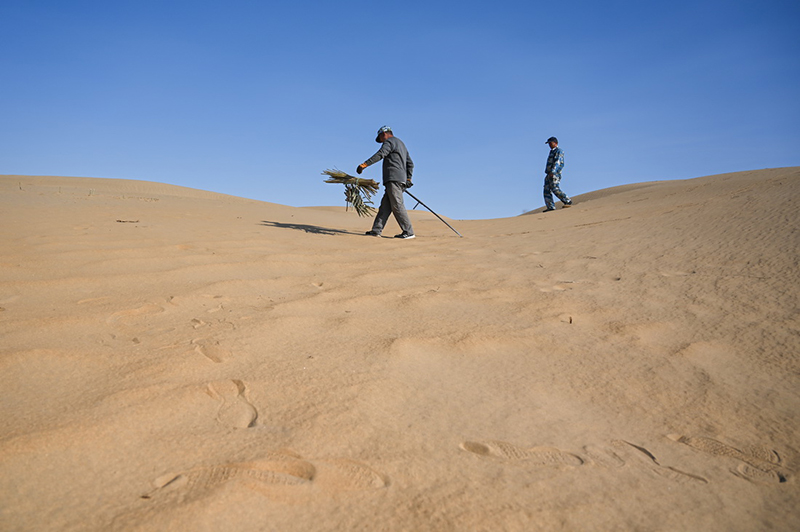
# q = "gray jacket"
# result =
<box><xmin>364</xmin><ymin>136</ymin><xmax>414</xmax><ymax>185</ymax></box>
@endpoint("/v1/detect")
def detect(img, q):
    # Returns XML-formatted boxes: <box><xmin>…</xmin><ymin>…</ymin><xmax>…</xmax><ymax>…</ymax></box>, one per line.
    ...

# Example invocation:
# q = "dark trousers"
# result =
<box><xmin>371</xmin><ymin>182</ymin><xmax>414</xmax><ymax>235</ymax></box>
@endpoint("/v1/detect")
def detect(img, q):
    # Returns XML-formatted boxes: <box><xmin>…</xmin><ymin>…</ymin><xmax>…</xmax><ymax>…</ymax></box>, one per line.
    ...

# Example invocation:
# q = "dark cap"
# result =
<box><xmin>546</xmin><ymin>136</ymin><xmax>558</xmax><ymax>144</ymax></box>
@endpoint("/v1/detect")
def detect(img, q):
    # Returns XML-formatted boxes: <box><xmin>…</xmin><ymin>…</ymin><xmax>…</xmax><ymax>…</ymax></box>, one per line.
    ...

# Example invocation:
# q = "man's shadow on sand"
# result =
<box><xmin>259</xmin><ymin>221</ymin><xmax>360</xmax><ymax>236</ymax></box>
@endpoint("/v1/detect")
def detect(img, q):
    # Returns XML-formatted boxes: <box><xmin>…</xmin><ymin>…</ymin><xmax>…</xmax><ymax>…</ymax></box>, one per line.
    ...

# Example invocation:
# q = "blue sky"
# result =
<box><xmin>2</xmin><ymin>0</ymin><xmax>798</xmax><ymax>219</ymax></box>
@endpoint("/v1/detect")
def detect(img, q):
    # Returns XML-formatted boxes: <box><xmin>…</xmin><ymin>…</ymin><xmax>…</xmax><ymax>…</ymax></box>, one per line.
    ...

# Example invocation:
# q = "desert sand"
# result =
<box><xmin>1</xmin><ymin>168</ymin><xmax>798</xmax><ymax>531</ymax></box>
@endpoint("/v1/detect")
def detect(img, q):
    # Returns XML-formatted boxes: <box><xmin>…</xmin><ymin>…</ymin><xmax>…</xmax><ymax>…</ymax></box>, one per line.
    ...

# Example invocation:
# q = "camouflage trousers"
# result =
<box><xmin>544</xmin><ymin>173</ymin><xmax>572</xmax><ymax>209</ymax></box>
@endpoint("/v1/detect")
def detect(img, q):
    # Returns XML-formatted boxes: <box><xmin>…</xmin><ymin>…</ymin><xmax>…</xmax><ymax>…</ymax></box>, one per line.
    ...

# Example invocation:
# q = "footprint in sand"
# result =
<box><xmin>144</xmin><ymin>451</ymin><xmax>387</xmax><ymax>503</ymax></box>
<box><xmin>667</xmin><ymin>434</ymin><xmax>788</xmax><ymax>484</ymax></box>
<box><xmin>312</xmin><ymin>458</ymin><xmax>389</xmax><ymax>491</ymax></box>
<box><xmin>206</xmin><ymin>380</ymin><xmax>258</xmax><ymax>429</ymax></box>
<box><xmin>583</xmin><ymin>445</ymin><xmax>626</xmax><ymax>468</ymax></box>
<box><xmin>144</xmin><ymin>452</ymin><xmax>316</xmax><ymax>503</ymax></box>
<box><xmin>611</xmin><ymin>440</ymin><xmax>708</xmax><ymax>484</ymax></box>
<box><xmin>191</xmin><ymin>338</ymin><xmax>230</xmax><ymax>363</ymax></box>
<box><xmin>460</xmin><ymin>440</ymin><xmax>583</xmax><ymax>467</ymax></box>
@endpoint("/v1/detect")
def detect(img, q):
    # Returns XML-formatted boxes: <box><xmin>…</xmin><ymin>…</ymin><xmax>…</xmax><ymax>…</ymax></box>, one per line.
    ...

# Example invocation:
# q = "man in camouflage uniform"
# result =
<box><xmin>543</xmin><ymin>136</ymin><xmax>572</xmax><ymax>211</ymax></box>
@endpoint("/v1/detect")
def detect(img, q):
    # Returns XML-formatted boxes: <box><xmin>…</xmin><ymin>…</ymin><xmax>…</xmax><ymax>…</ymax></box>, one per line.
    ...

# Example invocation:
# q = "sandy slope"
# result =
<box><xmin>0</xmin><ymin>169</ymin><xmax>798</xmax><ymax>531</ymax></box>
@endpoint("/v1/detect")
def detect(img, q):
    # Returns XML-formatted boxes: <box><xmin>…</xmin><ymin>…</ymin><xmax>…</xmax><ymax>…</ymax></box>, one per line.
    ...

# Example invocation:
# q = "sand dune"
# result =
<box><xmin>1</xmin><ymin>168</ymin><xmax>798</xmax><ymax>531</ymax></box>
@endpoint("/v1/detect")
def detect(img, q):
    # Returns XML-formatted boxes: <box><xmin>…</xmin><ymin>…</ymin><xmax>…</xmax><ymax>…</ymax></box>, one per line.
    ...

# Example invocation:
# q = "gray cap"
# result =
<box><xmin>546</xmin><ymin>136</ymin><xmax>558</xmax><ymax>144</ymax></box>
<box><xmin>376</xmin><ymin>125</ymin><xmax>392</xmax><ymax>143</ymax></box>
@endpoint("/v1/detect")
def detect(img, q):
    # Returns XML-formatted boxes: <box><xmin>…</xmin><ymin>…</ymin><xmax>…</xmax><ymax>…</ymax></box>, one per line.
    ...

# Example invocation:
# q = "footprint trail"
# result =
<box><xmin>668</xmin><ymin>434</ymin><xmax>789</xmax><ymax>484</ymax></box>
<box><xmin>460</xmin><ymin>440</ymin><xmax>583</xmax><ymax>467</ymax></box>
<box><xmin>206</xmin><ymin>380</ymin><xmax>258</xmax><ymax>429</ymax></box>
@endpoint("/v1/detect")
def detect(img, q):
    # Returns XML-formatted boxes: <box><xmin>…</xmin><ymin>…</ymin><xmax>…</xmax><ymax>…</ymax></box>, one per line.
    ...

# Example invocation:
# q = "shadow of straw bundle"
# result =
<box><xmin>322</xmin><ymin>169</ymin><xmax>380</xmax><ymax>217</ymax></box>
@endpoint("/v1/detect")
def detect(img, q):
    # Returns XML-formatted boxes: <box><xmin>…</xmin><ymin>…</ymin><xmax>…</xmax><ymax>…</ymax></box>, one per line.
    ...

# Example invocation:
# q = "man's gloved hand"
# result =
<box><xmin>405</xmin><ymin>179</ymin><xmax>413</xmax><ymax>189</ymax></box>
<box><xmin>356</xmin><ymin>163</ymin><xmax>367</xmax><ymax>175</ymax></box>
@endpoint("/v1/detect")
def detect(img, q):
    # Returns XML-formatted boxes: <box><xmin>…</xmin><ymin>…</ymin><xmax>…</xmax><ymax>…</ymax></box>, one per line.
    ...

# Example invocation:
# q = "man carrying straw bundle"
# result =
<box><xmin>357</xmin><ymin>126</ymin><xmax>416</xmax><ymax>239</ymax></box>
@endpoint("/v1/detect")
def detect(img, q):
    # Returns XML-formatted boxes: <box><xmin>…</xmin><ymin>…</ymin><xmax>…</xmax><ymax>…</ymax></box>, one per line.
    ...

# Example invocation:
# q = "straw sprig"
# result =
<box><xmin>322</xmin><ymin>169</ymin><xmax>379</xmax><ymax>217</ymax></box>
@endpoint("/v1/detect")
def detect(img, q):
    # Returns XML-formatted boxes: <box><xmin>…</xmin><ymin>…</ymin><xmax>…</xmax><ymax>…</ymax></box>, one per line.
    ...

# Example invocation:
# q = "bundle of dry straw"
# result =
<box><xmin>322</xmin><ymin>169</ymin><xmax>380</xmax><ymax>217</ymax></box>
